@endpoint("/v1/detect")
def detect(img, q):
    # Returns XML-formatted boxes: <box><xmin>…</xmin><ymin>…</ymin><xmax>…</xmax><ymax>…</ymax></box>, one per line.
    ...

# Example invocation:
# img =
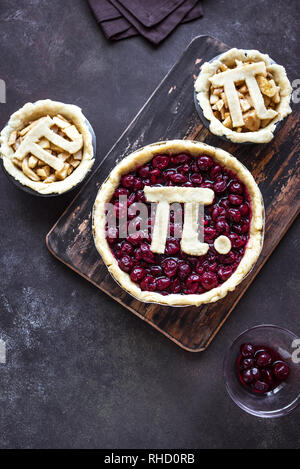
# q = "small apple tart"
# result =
<box><xmin>195</xmin><ymin>48</ymin><xmax>292</xmax><ymax>143</ymax></box>
<box><xmin>0</xmin><ymin>100</ymin><xmax>94</xmax><ymax>194</ymax></box>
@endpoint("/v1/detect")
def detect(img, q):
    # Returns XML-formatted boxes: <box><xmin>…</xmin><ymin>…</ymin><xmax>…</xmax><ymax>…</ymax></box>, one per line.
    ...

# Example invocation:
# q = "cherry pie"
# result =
<box><xmin>0</xmin><ymin>100</ymin><xmax>94</xmax><ymax>194</ymax></box>
<box><xmin>195</xmin><ymin>48</ymin><xmax>292</xmax><ymax>143</ymax></box>
<box><xmin>93</xmin><ymin>140</ymin><xmax>264</xmax><ymax>306</ymax></box>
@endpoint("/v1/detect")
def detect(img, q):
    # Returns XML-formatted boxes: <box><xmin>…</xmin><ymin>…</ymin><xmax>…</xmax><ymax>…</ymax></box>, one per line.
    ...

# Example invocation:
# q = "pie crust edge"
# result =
<box><xmin>0</xmin><ymin>99</ymin><xmax>95</xmax><ymax>194</ymax></box>
<box><xmin>93</xmin><ymin>140</ymin><xmax>264</xmax><ymax>306</ymax></box>
<box><xmin>195</xmin><ymin>48</ymin><xmax>292</xmax><ymax>143</ymax></box>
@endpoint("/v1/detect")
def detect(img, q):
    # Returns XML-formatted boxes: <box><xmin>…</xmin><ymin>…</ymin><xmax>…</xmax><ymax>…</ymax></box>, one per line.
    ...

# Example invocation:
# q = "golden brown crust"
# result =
<box><xmin>93</xmin><ymin>140</ymin><xmax>264</xmax><ymax>306</ymax></box>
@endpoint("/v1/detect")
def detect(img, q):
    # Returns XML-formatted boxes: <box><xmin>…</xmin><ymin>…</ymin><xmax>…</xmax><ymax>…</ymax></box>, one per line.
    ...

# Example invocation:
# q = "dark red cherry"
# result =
<box><xmin>140</xmin><ymin>242</ymin><xmax>156</xmax><ymax>264</ymax></box>
<box><xmin>226</xmin><ymin>208</ymin><xmax>242</xmax><ymax>223</ymax></box>
<box><xmin>150</xmin><ymin>265</ymin><xmax>163</xmax><ymax>277</ymax></box>
<box><xmin>130</xmin><ymin>267</ymin><xmax>146</xmax><ymax>282</ymax></box>
<box><xmin>171</xmin><ymin>153</ymin><xmax>191</xmax><ymax>165</ymax></box>
<box><xmin>153</xmin><ymin>155</ymin><xmax>170</xmax><ymax>170</ymax></box>
<box><xmin>210</xmin><ymin>164</ymin><xmax>222</xmax><ymax>179</ymax></box>
<box><xmin>178</xmin><ymin>263</ymin><xmax>191</xmax><ymax>279</ymax></box>
<box><xmin>120</xmin><ymin>241</ymin><xmax>134</xmax><ymax>256</ymax></box>
<box><xmin>200</xmin><ymin>271</ymin><xmax>218</xmax><ymax>291</ymax></box>
<box><xmin>241</xmin><ymin>358</ymin><xmax>255</xmax><ymax>370</ymax></box>
<box><xmin>165</xmin><ymin>239</ymin><xmax>180</xmax><ymax>255</ymax></box>
<box><xmin>228</xmin><ymin>233</ymin><xmax>246</xmax><ymax>249</ymax></box>
<box><xmin>256</xmin><ymin>351</ymin><xmax>273</xmax><ymax>367</ymax></box>
<box><xmin>273</xmin><ymin>362</ymin><xmax>290</xmax><ymax>381</ymax></box>
<box><xmin>138</xmin><ymin>165</ymin><xmax>150</xmax><ymax>178</ymax></box>
<box><xmin>156</xmin><ymin>277</ymin><xmax>171</xmax><ymax>291</ymax></box>
<box><xmin>229</xmin><ymin>194</ymin><xmax>244</xmax><ymax>206</ymax></box>
<box><xmin>251</xmin><ymin>367</ymin><xmax>261</xmax><ymax>381</ymax></box>
<box><xmin>170</xmin><ymin>277</ymin><xmax>181</xmax><ymax>294</ymax></box>
<box><xmin>240</xmin><ymin>343</ymin><xmax>255</xmax><ymax>358</ymax></box>
<box><xmin>215</xmin><ymin>220</ymin><xmax>230</xmax><ymax>235</ymax></box>
<box><xmin>141</xmin><ymin>275</ymin><xmax>157</xmax><ymax>292</ymax></box>
<box><xmin>212</xmin><ymin>206</ymin><xmax>226</xmax><ymax>220</ymax></box>
<box><xmin>106</xmin><ymin>226</ymin><xmax>119</xmax><ymax>244</ymax></box>
<box><xmin>114</xmin><ymin>187</ymin><xmax>129</xmax><ymax>198</ymax></box>
<box><xmin>162</xmin><ymin>258</ymin><xmax>178</xmax><ymax>277</ymax></box>
<box><xmin>239</xmin><ymin>203</ymin><xmax>249</xmax><ymax>216</ymax></box>
<box><xmin>229</xmin><ymin>181</ymin><xmax>244</xmax><ymax>194</ymax></box>
<box><xmin>217</xmin><ymin>265</ymin><xmax>233</xmax><ymax>282</ymax></box>
<box><xmin>191</xmin><ymin>173</ymin><xmax>203</xmax><ymax>185</ymax></box>
<box><xmin>214</xmin><ymin>180</ymin><xmax>227</xmax><ymax>193</ymax></box>
<box><xmin>121</xmin><ymin>174</ymin><xmax>135</xmax><ymax>188</ymax></box>
<box><xmin>118</xmin><ymin>255</ymin><xmax>133</xmax><ymax>273</ymax></box>
<box><xmin>197</xmin><ymin>155</ymin><xmax>213</xmax><ymax>171</ymax></box>
<box><xmin>254</xmin><ymin>380</ymin><xmax>269</xmax><ymax>393</ymax></box>
<box><xmin>170</xmin><ymin>173</ymin><xmax>188</xmax><ymax>184</ymax></box>
<box><xmin>242</xmin><ymin>369</ymin><xmax>254</xmax><ymax>384</ymax></box>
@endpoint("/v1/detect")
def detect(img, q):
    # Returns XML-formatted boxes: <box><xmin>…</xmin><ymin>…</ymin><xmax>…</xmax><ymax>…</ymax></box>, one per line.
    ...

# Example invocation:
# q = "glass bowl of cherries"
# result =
<box><xmin>223</xmin><ymin>325</ymin><xmax>300</xmax><ymax>418</ymax></box>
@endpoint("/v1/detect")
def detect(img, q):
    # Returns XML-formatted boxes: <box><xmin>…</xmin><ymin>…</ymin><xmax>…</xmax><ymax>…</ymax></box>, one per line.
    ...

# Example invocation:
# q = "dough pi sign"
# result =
<box><xmin>210</xmin><ymin>62</ymin><xmax>277</xmax><ymax>127</ymax></box>
<box><xmin>144</xmin><ymin>186</ymin><xmax>214</xmax><ymax>256</ymax></box>
<box><xmin>0</xmin><ymin>79</ymin><xmax>6</xmax><ymax>103</ymax></box>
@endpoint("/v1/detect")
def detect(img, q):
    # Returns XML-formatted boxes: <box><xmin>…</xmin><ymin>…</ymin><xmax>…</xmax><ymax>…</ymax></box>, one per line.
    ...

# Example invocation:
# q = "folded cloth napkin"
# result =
<box><xmin>88</xmin><ymin>0</ymin><xmax>203</xmax><ymax>44</ymax></box>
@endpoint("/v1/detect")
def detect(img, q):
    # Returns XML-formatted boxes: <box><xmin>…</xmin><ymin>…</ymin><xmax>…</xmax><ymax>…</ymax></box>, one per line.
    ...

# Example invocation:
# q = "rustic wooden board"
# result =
<box><xmin>46</xmin><ymin>36</ymin><xmax>300</xmax><ymax>352</ymax></box>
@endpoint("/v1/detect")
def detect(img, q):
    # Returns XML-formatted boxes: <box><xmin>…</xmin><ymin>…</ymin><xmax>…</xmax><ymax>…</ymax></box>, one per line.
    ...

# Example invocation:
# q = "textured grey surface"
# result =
<box><xmin>0</xmin><ymin>0</ymin><xmax>299</xmax><ymax>449</ymax></box>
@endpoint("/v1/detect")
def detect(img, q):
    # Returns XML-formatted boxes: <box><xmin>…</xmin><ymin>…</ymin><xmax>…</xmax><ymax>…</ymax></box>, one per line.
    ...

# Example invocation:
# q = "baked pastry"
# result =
<box><xmin>93</xmin><ymin>140</ymin><xmax>264</xmax><ymax>306</ymax></box>
<box><xmin>0</xmin><ymin>100</ymin><xmax>94</xmax><ymax>194</ymax></box>
<box><xmin>195</xmin><ymin>48</ymin><xmax>292</xmax><ymax>143</ymax></box>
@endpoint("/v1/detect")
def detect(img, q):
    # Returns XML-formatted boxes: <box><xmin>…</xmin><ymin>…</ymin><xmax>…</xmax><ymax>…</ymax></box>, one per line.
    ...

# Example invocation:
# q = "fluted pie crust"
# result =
<box><xmin>0</xmin><ymin>100</ymin><xmax>94</xmax><ymax>194</ymax></box>
<box><xmin>93</xmin><ymin>140</ymin><xmax>264</xmax><ymax>306</ymax></box>
<box><xmin>195</xmin><ymin>48</ymin><xmax>292</xmax><ymax>143</ymax></box>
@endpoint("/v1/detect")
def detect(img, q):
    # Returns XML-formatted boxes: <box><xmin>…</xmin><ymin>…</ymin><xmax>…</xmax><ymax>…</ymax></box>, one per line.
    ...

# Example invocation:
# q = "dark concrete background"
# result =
<box><xmin>0</xmin><ymin>0</ymin><xmax>299</xmax><ymax>449</ymax></box>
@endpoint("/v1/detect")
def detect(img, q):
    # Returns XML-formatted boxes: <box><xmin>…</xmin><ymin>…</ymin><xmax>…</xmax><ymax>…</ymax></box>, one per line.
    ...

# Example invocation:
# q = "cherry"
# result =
<box><xmin>118</xmin><ymin>255</ymin><xmax>134</xmax><ymax>273</ymax></box>
<box><xmin>170</xmin><ymin>277</ymin><xmax>181</xmax><ymax>294</ymax></box>
<box><xmin>171</xmin><ymin>153</ymin><xmax>191</xmax><ymax>165</ymax></box>
<box><xmin>152</xmin><ymin>155</ymin><xmax>170</xmax><ymax>170</ymax></box>
<box><xmin>256</xmin><ymin>351</ymin><xmax>273</xmax><ymax>367</ymax></box>
<box><xmin>226</xmin><ymin>208</ymin><xmax>242</xmax><ymax>223</ymax></box>
<box><xmin>178</xmin><ymin>263</ymin><xmax>191</xmax><ymax>279</ymax></box>
<box><xmin>140</xmin><ymin>242</ymin><xmax>156</xmax><ymax>264</ymax></box>
<box><xmin>150</xmin><ymin>265</ymin><xmax>163</xmax><ymax>277</ymax></box>
<box><xmin>239</xmin><ymin>203</ymin><xmax>249</xmax><ymax>216</ymax></box>
<box><xmin>191</xmin><ymin>173</ymin><xmax>203</xmax><ymax>185</ymax></box>
<box><xmin>197</xmin><ymin>155</ymin><xmax>213</xmax><ymax>171</ymax></box>
<box><xmin>251</xmin><ymin>367</ymin><xmax>261</xmax><ymax>381</ymax></box>
<box><xmin>156</xmin><ymin>277</ymin><xmax>171</xmax><ymax>291</ymax></box>
<box><xmin>273</xmin><ymin>362</ymin><xmax>290</xmax><ymax>381</ymax></box>
<box><xmin>241</xmin><ymin>358</ymin><xmax>255</xmax><ymax>369</ymax></box>
<box><xmin>106</xmin><ymin>226</ymin><xmax>119</xmax><ymax>244</ymax></box>
<box><xmin>240</xmin><ymin>343</ymin><xmax>255</xmax><ymax>358</ymax></box>
<box><xmin>229</xmin><ymin>194</ymin><xmax>244</xmax><ymax>206</ymax></box>
<box><xmin>215</xmin><ymin>220</ymin><xmax>230</xmax><ymax>235</ymax></box>
<box><xmin>212</xmin><ymin>206</ymin><xmax>226</xmax><ymax>220</ymax></box>
<box><xmin>242</xmin><ymin>369</ymin><xmax>254</xmax><ymax>384</ymax></box>
<box><xmin>217</xmin><ymin>265</ymin><xmax>233</xmax><ymax>282</ymax></box>
<box><xmin>130</xmin><ymin>267</ymin><xmax>146</xmax><ymax>282</ymax></box>
<box><xmin>170</xmin><ymin>173</ymin><xmax>188</xmax><ymax>184</ymax></box>
<box><xmin>141</xmin><ymin>275</ymin><xmax>157</xmax><ymax>292</ymax></box>
<box><xmin>138</xmin><ymin>165</ymin><xmax>150</xmax><ymax>178</ymax></box>
<box><xmin>229</xmin><ymin>181</ymin><xmax>244</xmax><ymax>194</ymax></box>
<box><xmin>165</xmin><ymin>239</ymin><xmax>180</xmax><ymax>255</ymax></box>
<box><xmin>162</xmin><ymin>258</ymin><xmax>178</xmax><ymax>277</ymax></box>
<box><xmin>200</xmin><ymin>271</ymin><xmax>218</xmax><ymax>290</ymax></box>
<box><xmin>210</xmin><ymin>164</ymin><xmax>222</xmax><ymax>179</ymax></box>
<box><xmin>254</xmin><ymin>380</ymin><xmax>269</xmax><ymax>393</ymax></box>
<box><xmin>121</xmin><ymin>174</ymin><xmax>135</xmax><ymax>188</ymax></box>
<box><xmin>214</xmin><ymin>180</ymin><xmax>227</xmax><ymax>193</ymax></box>
<box><xmin>120</xmin><ymin>241</ymin><xmax>134</xmax><ymax>256</ymax></box>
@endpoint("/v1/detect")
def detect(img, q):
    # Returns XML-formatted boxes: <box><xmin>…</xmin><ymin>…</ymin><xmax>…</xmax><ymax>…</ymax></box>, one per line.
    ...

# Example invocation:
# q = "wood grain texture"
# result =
<box><xmin>46</xmin><ymin>36</ymin><xmax>300</xmax><ymax>352</ymax></box>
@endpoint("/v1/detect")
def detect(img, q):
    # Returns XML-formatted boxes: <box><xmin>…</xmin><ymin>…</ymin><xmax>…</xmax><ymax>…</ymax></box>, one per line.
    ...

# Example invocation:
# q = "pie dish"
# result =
<box><xmin>93</xmin><ymin>140</ymin><xmax>264</xmax><ymax>306</ymax></box>
<box><xmin>194</xmin><ymin>48</ymin><xmax>292</xmax><ymax>143</ymax></box>
<box><xmin>0</xmin><ymin>100</ymin><xmax>95</xmax><ymax>195</ymax></box>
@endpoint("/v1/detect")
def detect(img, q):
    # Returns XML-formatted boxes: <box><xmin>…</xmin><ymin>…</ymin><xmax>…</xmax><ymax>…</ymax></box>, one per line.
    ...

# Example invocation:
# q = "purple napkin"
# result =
<box><xmin>88</xmin><ymin>0</ymin><xmax>203</xmax><ymax>44</ymax></box>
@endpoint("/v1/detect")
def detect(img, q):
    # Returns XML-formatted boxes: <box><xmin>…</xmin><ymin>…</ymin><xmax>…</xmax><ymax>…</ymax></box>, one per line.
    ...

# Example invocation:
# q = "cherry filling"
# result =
<box><xmin>106</xmin><ymin>152</ymin><xmax>252</xmax><ymax>295</ymax></box>
<box><xmin>238</xmin><ymin>343</ymin><xmax>290</xmax><ymax>394</ymax></box>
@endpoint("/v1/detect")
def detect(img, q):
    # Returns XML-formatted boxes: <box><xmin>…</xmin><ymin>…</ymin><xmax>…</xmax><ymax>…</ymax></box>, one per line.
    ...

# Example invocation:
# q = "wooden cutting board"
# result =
<box><xmin>46</xmin><ymin>36</ymin><xmax>300</xmax><ymax>352</ymax></box>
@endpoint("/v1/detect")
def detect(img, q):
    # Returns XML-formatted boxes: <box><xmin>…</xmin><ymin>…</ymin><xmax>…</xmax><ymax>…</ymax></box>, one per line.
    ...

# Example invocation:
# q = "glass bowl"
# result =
<box><xmin>223</xmin><ymin>325</ymin><xmax>300</xmax><ymax>418</ymax></box>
